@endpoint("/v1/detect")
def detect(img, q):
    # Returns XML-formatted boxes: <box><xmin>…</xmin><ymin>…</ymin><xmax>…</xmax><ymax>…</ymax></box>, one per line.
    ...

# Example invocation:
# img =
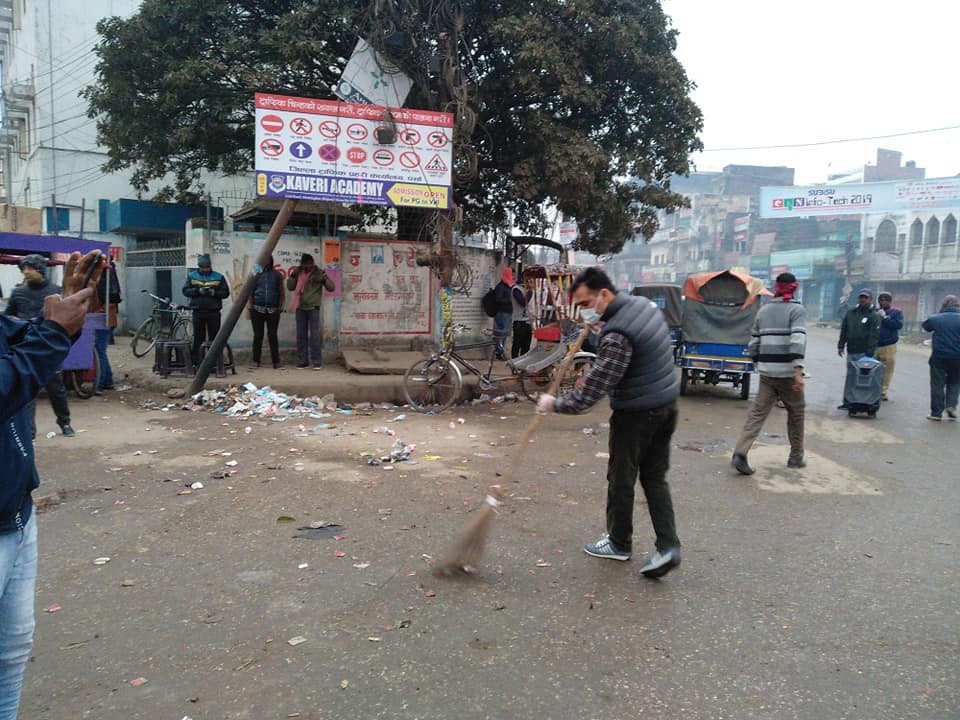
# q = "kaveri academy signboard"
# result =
<box><xmin>254</xmin><ymin>93</ymin><xmax>453</xmax><ymax>209</ymax></box>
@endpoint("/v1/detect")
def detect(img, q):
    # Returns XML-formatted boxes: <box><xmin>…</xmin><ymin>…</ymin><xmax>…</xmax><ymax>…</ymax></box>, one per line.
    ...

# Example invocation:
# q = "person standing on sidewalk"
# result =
<box><xmin>875</xmin><ymin>292</ymin><xmax>903</xmax><ymax>401</ymax></box>
<box><xmin>491</xmin><ymin>267</ymin><xmax>515</xmax><ymax>360</ymax></box>
<box><xmin>287</xmin><ymin>253</ymin><xmax>333</xmax><ymax>369</ymax></box>
<box><xmin>536</xmin><ymin>267</ymin><xmax>682</xmax><ymax>578</ymax></box>
<box><xmin>4</xmin><ymin>255</ymin><xmax>75</xmax><ymax>437</ymax></box>
<box><xmin>837</xmin><ymin>289</ymin><xmax>881</xmax><ymax>409</ymax></box>
<box><xmin>921</xmin><ymin>295</ymin><xmax>960</xmax><ymax>421</ymax></box>
<box><xmin>92</xmin><ymin>258</ymin><xmax>121</xmax><ymax>391</ymax></box>
<box><xmin>731</xmin><ymin>273</ymin><xmax>807</xmax><ymax>475</ymax></box>
<box><xmin>248</xmin><ymin>255</ymin><xmax>285</xmax><ymax>369</ymax></box>
<box><xmin>0</xmin><ymin>250</ymin><xmax>101</xmax><ymax>720</ymax></box>
<box><xmin>510</xmin><ymin>274</ymin><xmax>532</xmax><ymax>359</ymax></box>
<box><xmin>183</xmin><ymin>254</ymin><xmax>230</xmax><ymax>365</ymax></box>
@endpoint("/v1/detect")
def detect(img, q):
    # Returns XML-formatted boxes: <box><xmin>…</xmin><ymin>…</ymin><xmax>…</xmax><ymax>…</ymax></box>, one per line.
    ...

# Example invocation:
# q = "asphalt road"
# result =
<box><xmin>20</xmin><ymin>328</ymin><xmax>958</xmax><ymax>719</ymax></box>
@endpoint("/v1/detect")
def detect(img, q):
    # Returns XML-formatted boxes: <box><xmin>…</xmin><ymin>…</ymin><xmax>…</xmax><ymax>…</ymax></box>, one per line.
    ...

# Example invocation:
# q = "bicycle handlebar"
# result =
<box><xmin>141</xmin><ymin>289</ymin><xmax>185</xmax><ymax>311</ymax></box>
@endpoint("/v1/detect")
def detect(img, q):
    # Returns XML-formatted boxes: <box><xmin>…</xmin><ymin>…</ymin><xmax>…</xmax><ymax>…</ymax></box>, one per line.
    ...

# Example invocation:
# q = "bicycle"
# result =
<box><xmin>403</xmin><ymin>321</ymin><xmax>595</xmax><ymax>412</ymax></box>
<box><xmin>130</xmin><ymin>290</ymin><xmax>193</xmax><ymax>358</ymax></box>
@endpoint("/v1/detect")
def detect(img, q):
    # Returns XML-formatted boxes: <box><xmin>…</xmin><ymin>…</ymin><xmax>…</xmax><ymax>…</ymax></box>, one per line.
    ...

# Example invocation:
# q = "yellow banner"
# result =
<box><xmin>386</xmin><ymin>184</ymin><xmax>449</xmax><ymax>209</ymax></box>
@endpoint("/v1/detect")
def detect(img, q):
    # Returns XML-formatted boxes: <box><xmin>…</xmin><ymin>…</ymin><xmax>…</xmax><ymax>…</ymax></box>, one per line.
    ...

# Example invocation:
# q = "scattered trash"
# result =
<box><xmin>391</xmin><ymin>414</ymin><xmax>407</xmax><ymax>422</ymax></box>
<box><xmin>244</xmin><ymin>426</ymin><xmax>253</xmax><ymax>435</ymax></box>
<box><xmin>225</xmin><ymin>460</ymin><xmax>238</xmax><ymax>467</ymax></box>
<box><xmin>298</xmin><ymin>563</ymin><xmax>309</xmax><ymax>569</ymax></box>
<box><xmin>45</xmin><ymin>604</ymin><xmax>62</xmax><ymax>613</ymax></box>
<box><xmin>276</xmin><ymin>515</ymin><xmax>296</xmax><ymax>523</ymax></box>
<box><xmin>353</xmin><ymin>562</ymin><xmax>370</xmax><ymax>569</ymax></box>
<box><xmin>333</xmin><ymin>551</ymin><xmax>347</xmax><ymax>557</ymax></box>
<box><xmin>582</xmin><ymin>427</ymin><xmax>594</xmax><ymax>434</ymax></box>
<box><xmin>339</xmin><ymin>680</ymin><xmax>350</xmax><ymax>690</ymax></box>
<box><xmin>45</xmin><ymin>431</ymin><xmax>56</xmax><ymax>439</ymax></box>
<box><xmin>367</xmin><ymin>636</ymin><xmax>383</xmax><ymax>642</ymax></box>
<box><xmin>373</xmin><ymin>426</ymin><xmax>396</xmax><ymax>436</ymax></box>
<box><xmin>93</xmin><ymin>557</ymin><xmax>111</xmax><ymax>565</ymax></box>
<box><xmin>129</xmin><ymin>677</ymin><xmax>148</xmax><ymax>687</ymax></box>
<box><xmin>595</xmin><ymin>452</ymin><xmax>610</xmax><ymax>459</ymax></box>
<box><xmin>535</xmin><ymin>560</ymin><xmax>552</xmax><ymax>568</ymax></box>
<box><xmin>190</xmin><ymin>482</ymin><xmax>204</xmax><ymax>490</ymax></box>
<box><xmin>177</xmin><ymin>489</ymin><xmax>193</xmax><ymax>496</ymax></box>
<box><xmin>287</xmin><ymin>636</ymin><xmax>307</xmax><ymax>647</ymax></box>
<box><xmin>457</xmin><ymin>417</ymin><xmax>465</xmax><ymax>424</ymax></box>
<box><xmin>132</xmin><ymin>450</ymin><xmax>143</xmax><ymax>456</ymax></box>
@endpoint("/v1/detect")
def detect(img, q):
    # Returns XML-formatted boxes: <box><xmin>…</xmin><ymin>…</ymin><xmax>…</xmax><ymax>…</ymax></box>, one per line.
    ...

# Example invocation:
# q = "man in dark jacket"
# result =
<box><xmin>536</xmin><ymin>267</ymin><xmax>681</xmax><ymax>578</ymax></box>
<box><xmin>837</xmin><ymin>289</ymin><xmax>882</xmax><ymax>409</ymax></box>
<box><xmin>4</xmin><ymin>255</ymin><xmax>74</xmax><ymax>436</ymax></box>
<box><xmin>922</xmin><ymin>295</ymin><xmax>960</xmax><ymax>421</ymax></box>
<box><xmin>875</xmin><ymin>292</ymin><xmax>903</xmax><ymax>400</ymax></box>
<box><xmin>492</xmin><ymin>267</ymin><xmax>515</xmax><ymax>360</ymax></box>
<box><xmin>0</xmin><ymin>250</ymin><xmax>100</xmax><ymax>719</ymax></box>
<box><xmin>248</xmin><ymin>255</ymin><xmax>285</xmax><ymax>369</ymax></box>
<box><xmin>183</xmin><ymin>254</ymin><xmax>230</xmax><ymax>364</ymax></box>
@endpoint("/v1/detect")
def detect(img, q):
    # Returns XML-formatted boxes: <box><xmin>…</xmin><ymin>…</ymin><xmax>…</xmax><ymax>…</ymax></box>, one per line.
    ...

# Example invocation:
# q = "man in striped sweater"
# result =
<box><xmin>732</xmin><ymin>273</ymin><xmax>807</xmax><ymax>475</ymax></box>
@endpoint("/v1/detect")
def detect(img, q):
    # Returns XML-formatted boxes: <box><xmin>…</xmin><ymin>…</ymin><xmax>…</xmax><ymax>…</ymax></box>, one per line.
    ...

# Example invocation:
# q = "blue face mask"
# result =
<box><xmin>579</xmin><ymin>306</ymin><xmax>601</xmax><ymax>325</ymax></box>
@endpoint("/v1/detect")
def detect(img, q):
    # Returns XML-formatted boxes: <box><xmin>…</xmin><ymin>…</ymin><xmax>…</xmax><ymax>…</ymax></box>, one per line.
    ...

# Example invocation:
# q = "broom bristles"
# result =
<box><xmin>433</xmin><ymin>485</ymin><xmax>503</xmax><ymax>575</ymax></box>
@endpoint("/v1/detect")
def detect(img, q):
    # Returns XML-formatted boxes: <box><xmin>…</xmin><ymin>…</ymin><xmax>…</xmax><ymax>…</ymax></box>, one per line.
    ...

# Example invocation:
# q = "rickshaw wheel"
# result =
<box><xmin>518</xmin><ymin>370</ymin><xmax>552</xmax><ymax>401</ymax></box>
<box><xmin>69</xmin><ymin>353</ymin><xmax>101</xmax><ymax>399</ymax></box>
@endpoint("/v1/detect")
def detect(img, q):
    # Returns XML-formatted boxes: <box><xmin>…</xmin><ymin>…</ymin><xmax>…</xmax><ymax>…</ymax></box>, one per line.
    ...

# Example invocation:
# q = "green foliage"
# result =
<box><xmin>86</xmin><ymin>0</ymin><xmax>701</xmax><ymax>255</ymax></box>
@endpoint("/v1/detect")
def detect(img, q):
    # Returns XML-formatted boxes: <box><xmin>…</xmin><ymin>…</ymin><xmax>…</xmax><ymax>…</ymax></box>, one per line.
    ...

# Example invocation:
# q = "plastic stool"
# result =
<box><xmin>154</xmin><ymin>339</ymin><xmax>194</xmax><ymax>377</ymax></box>
<box><xmin>199</xmin><ymin>341</ymin><xmax>236</xmax><ymax>378</ymax></box>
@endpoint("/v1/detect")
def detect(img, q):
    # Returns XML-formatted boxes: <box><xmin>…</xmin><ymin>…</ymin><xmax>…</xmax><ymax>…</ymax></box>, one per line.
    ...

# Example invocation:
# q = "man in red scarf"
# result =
<box><xmin>732</xmin><ymin>272</ymin><xmax>807</xmax><ymax>475</ymax></box>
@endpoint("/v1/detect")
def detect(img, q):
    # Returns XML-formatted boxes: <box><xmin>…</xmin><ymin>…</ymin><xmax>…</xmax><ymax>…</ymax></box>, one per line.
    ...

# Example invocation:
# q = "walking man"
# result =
<box><xmin>183</xmin><ymin>254</ymin><xmax>230</xmax><ymax>365</ymax></box>
<box><xmin>287</xmin><ymin>253</ymin><xmax>334</xmax><ymax>369</ymax></box>
<box><xmin>1</xmin><ymin>251</ymin><xmax>101</xmax><ymax>719</ymax></box>
<box><xmin>875</xmin><ymin>292</ymin><xmax>903</xmax><ymax>401</ymax></box>
<box><xmin>922</xmin><ymin>295</ymin><xmax>960</xmax><ymax>421</ymax></box>
<box><xmin>837</xmin><ymin>289</ymin><xmax>881</xmax><ymax>409</ymax></box>
<box><xmin>4</xmin><ymin>255</ymin><xmax>75</xmax><ymax>436</ymax></box>
<box><xmin>536</xmin><ymin>267</ymin><xmax>681</xmax><ymax>578</ymax></box>
<box><xmin>731</xmin><ymin>273</ymin><xmax>806</xmax><ymax>475</ymax></box>
<box><xmin>491</xmin><ymin>267</ymin><xmax>515</xmax><ymax>360</ymax></box>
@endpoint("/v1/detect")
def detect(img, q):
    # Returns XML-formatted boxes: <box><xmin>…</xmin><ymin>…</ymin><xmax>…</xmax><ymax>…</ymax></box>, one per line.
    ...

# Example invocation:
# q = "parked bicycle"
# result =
<box><xmin>130</xmin><ymin>290</ymin><xmax>193</xmax><ymax>358</ymax></box>
<box><xmin>402</xmin><ymin>320</ymin><xmax>595</xmax><ymax>412</ymax></box>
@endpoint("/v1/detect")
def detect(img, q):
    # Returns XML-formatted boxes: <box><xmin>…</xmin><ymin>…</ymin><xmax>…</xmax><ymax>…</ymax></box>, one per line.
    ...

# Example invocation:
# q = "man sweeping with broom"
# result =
<box><xmin>536</xmin><ymin>267</ymin><xmax>682</xmax><ymax>578</ymax></box>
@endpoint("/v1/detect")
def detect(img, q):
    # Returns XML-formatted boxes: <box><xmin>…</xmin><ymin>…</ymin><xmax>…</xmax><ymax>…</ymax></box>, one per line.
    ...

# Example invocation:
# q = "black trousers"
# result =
<box><xmin>29</xmin><ymin>372</ymin><xmax>71</xmax><ymax>437</ymax></box>
<box><xmin>606</xmin><ymin>401</ymin><xmax>680</xmax><ymax>553</ymax></box>
<box><xmin>192</xmin><ymin>310</ymin><xmax>222</xmax><ymax>363</ymax></box>
<box><xmin>511</xmin><ymin>321</ymin><xmax>532</xmax><ymax>358</ymax></box>
<box><xmin>250</xmin><ymin>308</ymin><xmax>281</xmax><ymax>365</ymax></box>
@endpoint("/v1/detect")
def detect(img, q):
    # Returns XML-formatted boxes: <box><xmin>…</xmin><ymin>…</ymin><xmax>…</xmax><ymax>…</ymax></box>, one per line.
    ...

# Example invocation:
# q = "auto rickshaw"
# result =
<box><xmin>631</xmin><ymin>283</ymin><xmax>683</xmax><ymax>363</ymax></box>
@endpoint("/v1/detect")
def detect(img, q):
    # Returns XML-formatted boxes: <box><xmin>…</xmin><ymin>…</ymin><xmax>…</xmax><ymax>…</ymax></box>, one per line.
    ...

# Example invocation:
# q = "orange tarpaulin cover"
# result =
<box><xmin>682</xmin><ymin>270</ymin><xmax>771</xmax><ymax>309</ymax></box>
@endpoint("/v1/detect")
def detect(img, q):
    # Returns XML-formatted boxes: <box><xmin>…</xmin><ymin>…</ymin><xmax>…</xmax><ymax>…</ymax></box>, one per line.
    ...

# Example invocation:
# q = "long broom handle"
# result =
<box><xmin>506</xmin><ymin>324</ymin><xmax>591</xmax><ymax>479</ymax></box>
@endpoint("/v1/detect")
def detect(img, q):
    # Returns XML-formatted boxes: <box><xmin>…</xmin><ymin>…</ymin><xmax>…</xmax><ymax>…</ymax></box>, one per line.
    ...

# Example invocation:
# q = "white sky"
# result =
<box><xmin>664</xmin><ymin>0</ymin><xmax>958</xmax><ymax>184</ymax></box>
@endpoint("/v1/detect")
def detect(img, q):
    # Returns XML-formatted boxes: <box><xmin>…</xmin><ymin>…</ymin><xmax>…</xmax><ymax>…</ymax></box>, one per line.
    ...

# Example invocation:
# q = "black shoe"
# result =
<box><xmin>60</xmin><ymin>424</ymin><xmax>76</xmax><ymax>437</ymax></box>
<box><xmin>296</xmin><ymin>363</ymin><xmax>309</xmax><ymax>368</ymax></box>
<box><xmin>731</xmin><ymin>453</ymin><xmax>755</xmax><ymax>475</ymax></box>
<box><xmin>273</xmin><ymin>363</ymin><xmax>284</xmax><ymax>370</ymax></box>
<box><xmin>787</xmin><ymin>455</ymin><xmax>806</xmax><ymax>469</ymax></box>
<box><xmin>837</xmin><ymin>403</ymin><xmax>849</xmax><ymax>409</ymax></box>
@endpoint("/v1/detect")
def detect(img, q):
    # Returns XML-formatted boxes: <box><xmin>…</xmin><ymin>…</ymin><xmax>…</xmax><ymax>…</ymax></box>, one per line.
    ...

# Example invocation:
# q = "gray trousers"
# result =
<box><xmin>295</xmin><ymin>307</ymin><xmax>322</xmax><ymax>366</ymax></box>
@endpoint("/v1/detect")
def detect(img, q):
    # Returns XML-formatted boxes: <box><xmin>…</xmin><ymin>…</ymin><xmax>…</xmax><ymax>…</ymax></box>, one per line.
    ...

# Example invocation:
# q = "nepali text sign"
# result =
<box><xmin>340</xmin><ymin>239</ymin><xmax>432</xmax><ymax>335</ymax></box>
<box><xmin>254</xmin><ymin>94</ymin><xmax>453</xmax><ymax>209</ymax></box>
<box><xmin>760</xmin><ymin>177</ymin><xmax>960</xmax><ymax>218</ymax></box>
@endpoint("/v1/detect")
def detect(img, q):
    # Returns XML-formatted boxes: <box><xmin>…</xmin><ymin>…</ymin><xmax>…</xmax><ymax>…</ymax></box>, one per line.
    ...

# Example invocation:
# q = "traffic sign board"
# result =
<box><xmin>290</xmin><ymin>141</ymin><xmax>312</xmax><ymax>159</ymax></box>
<box><xmin>346</xmin><ymin>147</ymin><xmax>367</xmax><ymax>164</ymax></box>
<box><xmin>399</xmin><ymin>151</ymin><xmax>420</xmax><ymax>169</ymax></box>
<box><xmin>372</xmin><ymin>149</ymin><xmax>394</xmax><ymax>166</ymax></box>
<box><xmin>260</xmin><ymin>138</ymin><xmax>284</xmax><ymax>157</ymax></box>
<box><xmin>318</xmin><ymin>144</ymin><xmax>341</xmax><ymax>162</ymax></box>
<box><xmin>318</xmin><ymin>120</ymin><xmax>341</xmax><ymax>139</ymax></box>
<box><xmin>346</xmin><ymin>123</ymin><xmax>368</xmax><ymax>141</ymax></box>
<box><xmin>290</xmin><ymin>117</ymin><xmax>313</xmax><ymax>135</ymax></box>
<box><xmin>260</xmin><ymin>114</ymin><xmax>284</xmax><ymax>133</ymax></box>
<box><xmin>427</xmin><ymin>131</ymin><xmax>448</xmax><ymax>148</ymax></box>
<box><xmin>399</xmin><ymin>128</ymin><xmax>421</xmax><ymax>145</ymax></box>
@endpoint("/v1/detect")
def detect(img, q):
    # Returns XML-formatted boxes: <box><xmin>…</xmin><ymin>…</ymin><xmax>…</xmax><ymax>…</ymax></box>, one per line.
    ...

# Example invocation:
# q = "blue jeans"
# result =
<box><xmin>929</xmin><ymin>356</ymin><xmax>960</xmax><ymax>417</ymax></box>
<box><xmin>493</xmin><ymin>312</ymin><xmax>511</xmax><ymax>357</ymax></box>
<box><xmin>94</xmin><ymin>328</ymin><xmax>114</xmax><ymax>389</ymax></box>
<box><xmin>0</xmin><ymin>514</ymin><xmax>37</xmax><ymax>720</ymax></box>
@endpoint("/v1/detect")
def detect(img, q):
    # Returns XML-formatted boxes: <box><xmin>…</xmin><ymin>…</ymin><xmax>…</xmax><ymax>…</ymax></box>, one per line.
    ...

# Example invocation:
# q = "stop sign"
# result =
<box><xmin>346</xmin><ymin>147</ymin><xmax>367</xmax><ymax>163</ymax></box>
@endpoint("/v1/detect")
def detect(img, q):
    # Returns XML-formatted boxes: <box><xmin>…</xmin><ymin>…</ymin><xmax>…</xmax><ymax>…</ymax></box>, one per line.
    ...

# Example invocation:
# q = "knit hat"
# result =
<box><xmin>300</xmin><ymin>253</ymin><xmax>315</xmax><ymax>265</ymax></box>
<box><xmin>197</xmin><ymin>253</ymin><xmax>212</xmax><ymax>268</ymax></box>
<box><xmin>18</xmin><ymin>254</ymin><xmax>48</xmax><ymax>277</ymax></box>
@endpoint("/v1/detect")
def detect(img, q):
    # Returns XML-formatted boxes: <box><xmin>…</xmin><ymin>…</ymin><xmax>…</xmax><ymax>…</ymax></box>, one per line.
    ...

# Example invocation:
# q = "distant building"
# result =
<box><xmin>827</xmin><ymin>148</ymin><xmax>925</xmax><ymax>185</ymax></box>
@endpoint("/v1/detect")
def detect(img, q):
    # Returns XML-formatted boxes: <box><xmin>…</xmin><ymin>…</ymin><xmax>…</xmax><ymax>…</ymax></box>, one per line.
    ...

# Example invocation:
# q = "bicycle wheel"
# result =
<box><xmin>131</xmin><ymin>317</ymin><xmax>159</xmax><ymax>357</ymax></box>
<box><xmin>518</xmin><ymin>369</ymin><xmax>552</xmax><ymax>401</ymax></box>
<box><xmin>69</xmin><ymin>352</ymin><xmax>101</xmax><ymax>399</ymax></box>
<box><xmin>172</xmin><ymin>315</ymin><xmax>193</xmax><ymax>343</ymax></box>
<box><xmin>403</xmin><ymin>356</ymin><xmax>462</xmax><ymax>413</ymax></box>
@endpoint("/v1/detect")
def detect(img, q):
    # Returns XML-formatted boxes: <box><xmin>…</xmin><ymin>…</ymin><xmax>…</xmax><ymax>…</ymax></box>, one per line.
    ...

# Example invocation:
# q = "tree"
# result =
<box><xmin>86</xmin><ymin>0</ymin><xmax>702</xmax><ymax>255</ymax></box>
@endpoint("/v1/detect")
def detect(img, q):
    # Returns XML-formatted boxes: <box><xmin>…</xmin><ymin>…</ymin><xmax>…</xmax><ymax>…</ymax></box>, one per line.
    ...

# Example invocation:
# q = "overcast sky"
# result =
<box><xmin>663</xmin><ymin>0</ymin><xmax>958</xmax><ymax>185</ymax></box>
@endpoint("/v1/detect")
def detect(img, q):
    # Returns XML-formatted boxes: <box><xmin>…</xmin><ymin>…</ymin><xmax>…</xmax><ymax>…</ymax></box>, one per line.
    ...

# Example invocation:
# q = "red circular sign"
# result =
<box><xmin>290</xmin><ymin>117</ymin><xmax>313</xmax><ymax>135</ymax></box>
<box><xmin>372</xmin><ymin>149</ymin><xmax>394</xmax><ymax>166</ymax></box>
<box><xmin>318</xmin><ymin>120</ymin><xmax>341</xmax><ymax>139</ymax></box>
<box><xmin>399</xmin><ymin>128</ymin><xmax>421</xmax><ymax>145</ymax></box>
<box><xmin>346</xmin><ymin>123</ymin><xmax>368</xmax><ymax>141</ymax></box>
<box><xmin>346</xmin><ymin>147</ymin><xmax>367</xmax><ymax>164</ymax></box>
<box><xmin>260</xmin><ymin>138</ymin><xmax>284</xmax><ymax>157</ymax></box>
<box><xmin>427</xmin><ymin>130</ymin><xmax>449</xmax><ymax>148</ymax></box>
<box><xmin>260</xmin><ymin>114</ymin><xmax>284</xmax><ymax>133</ymax></box>
<box><xmin>399</xmin><ymin>151</ymin><xmax>420</xmax><ymax>169</ymax></box>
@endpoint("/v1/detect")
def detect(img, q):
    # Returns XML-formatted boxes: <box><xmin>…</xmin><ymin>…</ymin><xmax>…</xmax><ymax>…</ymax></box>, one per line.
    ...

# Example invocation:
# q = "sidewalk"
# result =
<box><xmin>105</xmin><ymin>336</ymin><xmax>518</xmax><ymax>404</ymax></box>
